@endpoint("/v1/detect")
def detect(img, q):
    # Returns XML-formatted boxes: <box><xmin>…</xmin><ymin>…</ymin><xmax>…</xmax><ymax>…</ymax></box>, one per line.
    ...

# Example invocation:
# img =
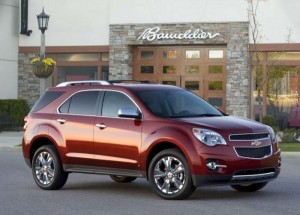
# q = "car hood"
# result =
<box><xmin>175</xmin><ymin>116</ymin><xmax>268</xmax><ymax>134</ymax></box>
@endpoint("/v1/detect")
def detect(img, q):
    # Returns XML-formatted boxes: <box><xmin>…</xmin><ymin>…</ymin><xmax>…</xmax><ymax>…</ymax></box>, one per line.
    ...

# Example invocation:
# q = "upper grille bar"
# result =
<box><xmin>229</xmin><ymin>133</ymin><xmax>269</xmax><ymax>141</ymax></box>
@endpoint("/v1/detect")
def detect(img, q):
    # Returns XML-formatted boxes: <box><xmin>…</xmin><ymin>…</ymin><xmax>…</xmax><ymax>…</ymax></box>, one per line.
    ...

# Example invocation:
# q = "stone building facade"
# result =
<box><xmin>109</xmin><ymin>22</ymin><xmax>250</xmax><ymax>117</ymax></box>
<box><xmin>18</xmin><ymin>53</ymin><xmax>41</xmax><ymax>107</ymax></box>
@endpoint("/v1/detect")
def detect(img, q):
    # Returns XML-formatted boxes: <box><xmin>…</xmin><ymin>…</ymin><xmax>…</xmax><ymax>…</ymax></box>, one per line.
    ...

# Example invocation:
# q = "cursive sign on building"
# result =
<box><xmin>137</xmin><ymin>27</ymin><xmax>220</xmax><ymax>41</ymax></box>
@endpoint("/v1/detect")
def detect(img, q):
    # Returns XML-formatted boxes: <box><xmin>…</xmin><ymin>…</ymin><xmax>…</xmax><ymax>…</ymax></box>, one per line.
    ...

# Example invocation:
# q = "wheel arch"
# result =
<box><xmin>29</xmin><ymin>136</ymin><xmax>57</xmax><ymax>167</ymax></box>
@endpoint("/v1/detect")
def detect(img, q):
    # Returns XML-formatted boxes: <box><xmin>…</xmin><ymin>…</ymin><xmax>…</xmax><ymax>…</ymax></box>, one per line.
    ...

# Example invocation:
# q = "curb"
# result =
<box><xmin>0</xmin><ymin>146</ymin><xmax>21</xmax><ymax>152</ymax></box>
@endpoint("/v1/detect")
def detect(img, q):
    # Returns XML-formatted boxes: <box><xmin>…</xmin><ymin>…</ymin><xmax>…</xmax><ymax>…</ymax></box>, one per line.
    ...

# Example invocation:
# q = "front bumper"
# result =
<box><xmin>193</xmin><ymin>167</ymin><xmax>280</xmax><ymax>186</ymax></box>
<box><xmin>192</xmin><ymin>147</ymin><xmax>281</xmax><ymax>187</ymax></box>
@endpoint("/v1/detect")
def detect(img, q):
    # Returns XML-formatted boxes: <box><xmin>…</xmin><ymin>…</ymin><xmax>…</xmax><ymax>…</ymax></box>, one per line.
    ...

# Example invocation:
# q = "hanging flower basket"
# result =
<box><xmin>31</xmin><ymin>57</ymin><xmax>56</xmax><ymax>79</ymax></box>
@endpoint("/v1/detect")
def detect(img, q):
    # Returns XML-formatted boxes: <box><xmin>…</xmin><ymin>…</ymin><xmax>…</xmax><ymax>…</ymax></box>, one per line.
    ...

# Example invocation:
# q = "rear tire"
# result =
<box><xmin>32</xmin><ymin>145</ymin><xmax>68</xmax><ymax>190</ymax></box>
<box><xmin>109</xmin><ymin>175</ymin><xmax>137</xmax><ymax>183</ymax></box>
<box><xmin>231</xmin><ymin>182</ymin><xmax>268</xmax><ymax>192</ymax></box>
<box><xmin>148</xmin><ymin>149</ymin><xmax>196</xmax><ymax>200</ymax></box>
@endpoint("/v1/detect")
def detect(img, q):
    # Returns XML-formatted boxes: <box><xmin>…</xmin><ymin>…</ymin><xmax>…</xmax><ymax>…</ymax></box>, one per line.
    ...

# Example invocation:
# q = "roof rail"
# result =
<box><xmin>56</xmin><ymin>80</ymin><xmax>111</xmax><ymax>87</ymax></box>
<box><xmin>110</xmin><ymin>80</ymin><xmax>157</xmax><ymax>84</ymax></box>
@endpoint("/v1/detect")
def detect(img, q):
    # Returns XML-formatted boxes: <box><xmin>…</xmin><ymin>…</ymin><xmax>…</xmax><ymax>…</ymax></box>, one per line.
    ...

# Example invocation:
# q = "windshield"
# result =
<box><xmin>136</xmin><ymin>89</ymin><xmax>223</xmax><ymax>118</ymax></box>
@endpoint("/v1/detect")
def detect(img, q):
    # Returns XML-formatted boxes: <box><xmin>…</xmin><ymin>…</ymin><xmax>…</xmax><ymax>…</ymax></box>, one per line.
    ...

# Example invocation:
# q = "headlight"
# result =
<box><xmin>267</xmin><ymin>126</ymin><xmax>277</xmax><ymax>143</ymax></box>
<box><xmin>192</xmin><ymin>128</ymin><xmax>227</xmax><ymax>146</ymax></box>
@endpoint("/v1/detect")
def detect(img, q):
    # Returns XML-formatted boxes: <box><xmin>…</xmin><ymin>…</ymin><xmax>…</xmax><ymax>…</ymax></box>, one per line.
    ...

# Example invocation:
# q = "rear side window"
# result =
<box><xmin>31</xmin><ymin>91</ymin><xmax>64</xmax><ymax>112</ymax></box>
<box><xmin>59</xmin><ymin>91</ymin><xmax>100</xmax><ymax>115</ymax></box>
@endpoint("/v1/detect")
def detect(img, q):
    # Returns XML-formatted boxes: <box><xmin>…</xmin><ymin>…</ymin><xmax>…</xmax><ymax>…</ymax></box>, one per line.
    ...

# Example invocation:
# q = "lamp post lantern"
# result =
<box><xmin>37</xmin><ymin>8</ymin><xmax>50</xmax><ymax>59</ymax></box>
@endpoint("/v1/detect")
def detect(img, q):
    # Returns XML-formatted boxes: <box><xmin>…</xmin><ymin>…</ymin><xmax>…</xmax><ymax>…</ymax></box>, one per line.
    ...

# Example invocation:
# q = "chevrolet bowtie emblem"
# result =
<box><xmin>251</xmin><ymin>140</ymin><xmax>262</xmax><ymax>147</ymax></box>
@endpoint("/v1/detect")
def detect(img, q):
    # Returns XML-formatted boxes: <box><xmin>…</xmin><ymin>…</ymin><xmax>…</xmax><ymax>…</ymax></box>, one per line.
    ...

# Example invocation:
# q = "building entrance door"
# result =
<box><xmin>133</xmin><ymin>46</ymin><xmax>227</xmax><ymax>112</ymax></box>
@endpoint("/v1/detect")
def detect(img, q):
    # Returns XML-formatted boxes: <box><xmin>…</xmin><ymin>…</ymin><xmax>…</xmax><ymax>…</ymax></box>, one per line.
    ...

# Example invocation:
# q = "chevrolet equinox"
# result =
<box><xmin>22</xmin><ymin>81</ymin><xmax>281</xmax><ymax>200</ymax></box>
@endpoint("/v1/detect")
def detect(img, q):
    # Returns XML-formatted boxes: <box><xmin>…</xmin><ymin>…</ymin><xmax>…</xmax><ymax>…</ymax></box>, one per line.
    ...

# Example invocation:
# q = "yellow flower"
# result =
<box><xmin>31</xmin><ymin>57</ymin><xmax>56</xmax><ymax>67</ymax></box>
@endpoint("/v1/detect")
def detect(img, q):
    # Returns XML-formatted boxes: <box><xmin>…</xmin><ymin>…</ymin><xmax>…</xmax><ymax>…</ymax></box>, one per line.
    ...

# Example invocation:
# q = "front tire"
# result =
<box><xmin>231</xmin><ymin>182</ymin><xmax>268</xmax><ymax>192</ymax></box>
<box><xmin>32</xmin><ymin>145</ymin><xmax>68</xmax><ymax>190</ymax></box>
<box><xmin>148</xmin><ymin>149</ymin><xmax>195</xmax><ymax>200</ymax></box>
<box><xmin>109</xmin><ymin>175</ymin><xmax>137</xmax><ymax>183</ymax></box>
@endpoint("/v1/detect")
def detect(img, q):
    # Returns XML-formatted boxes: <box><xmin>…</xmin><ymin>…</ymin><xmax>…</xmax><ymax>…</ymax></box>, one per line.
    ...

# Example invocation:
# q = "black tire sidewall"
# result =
<box><xmin>148</xmin><ymin>149</ymin><xmax>195</xmax><ymax>200</ymax></box>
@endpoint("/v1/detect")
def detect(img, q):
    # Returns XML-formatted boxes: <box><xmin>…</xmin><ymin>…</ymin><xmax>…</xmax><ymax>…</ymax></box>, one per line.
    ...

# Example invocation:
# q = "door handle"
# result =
<box><xmin>57</xmin><ymin>119</ymin><xmax>66</xmax><ymax>124</ymax></box>
<box><xmin>96</xmin><ymin>123</ymin><xmax>107</xmax><ymax>129</ymax></box>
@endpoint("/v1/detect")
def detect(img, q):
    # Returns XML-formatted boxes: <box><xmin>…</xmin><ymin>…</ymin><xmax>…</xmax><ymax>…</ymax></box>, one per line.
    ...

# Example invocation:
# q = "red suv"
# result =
<box><xmin>22</xmin><ymin>81</ymin><xmax>281</xmax><ymax>200</ymax></box>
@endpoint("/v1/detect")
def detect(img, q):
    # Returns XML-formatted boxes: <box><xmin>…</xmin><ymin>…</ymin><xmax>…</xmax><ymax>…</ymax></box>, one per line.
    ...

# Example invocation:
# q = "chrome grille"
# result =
<box><xmin>234</xmin><ymin>145</ymin><xmax>272</xmax><ymax>159</ymax></box>
<box><xmin>230</xmin><ymin>133</ymin><xmax>269</xmax><ymax>141</ymax></box>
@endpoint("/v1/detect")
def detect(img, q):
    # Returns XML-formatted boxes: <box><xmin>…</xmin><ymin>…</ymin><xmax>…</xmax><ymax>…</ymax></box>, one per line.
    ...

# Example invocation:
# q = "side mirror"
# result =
<box><xmin>118</xmin><ymin>108</ymin><xmax>141</xmax><ymax>119</ymax></box>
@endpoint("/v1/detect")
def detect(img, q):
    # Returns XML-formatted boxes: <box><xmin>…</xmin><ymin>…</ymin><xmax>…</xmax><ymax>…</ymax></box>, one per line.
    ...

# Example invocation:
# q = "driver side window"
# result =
<box><xmin>101</xmin><ymin>91</ymin><xmax>137</xmax><ymax>117</ymax></box>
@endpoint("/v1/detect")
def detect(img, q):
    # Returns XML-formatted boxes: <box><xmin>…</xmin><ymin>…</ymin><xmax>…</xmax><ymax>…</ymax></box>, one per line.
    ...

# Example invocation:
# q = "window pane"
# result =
<box><xmin>141</xmin><ymin>66</ymin><xmax>154</xmax><ymax>74</ymax></box>
<box><xmin>163</xmin><ymin>66</ymin><xmax>176</xmax><ymax>74</ymax></box>
<box><xmin>186</xmin><ymin>50</ymin><xmax>200</xmax><ymax>59</ymax></box>
<box><xmin>101</xmin><ymin>53</ymin><xmax>109</xmax><ymax>61</ymax></box>
<box><xmin>163</xmin><ymin>51</ymin><xmax>177</xmax><ymax>59</ymax></box>
<box><xmin>102</xmin><ymin>66</ymin><xmax>109</xmax><ymax>80</ymax></box>
<box><xmin>209</xmin><ymin>50</ymin><xmax>224</xmax><ymax>59</ymax></box>
<box><xmin>57</xmin><ymin>54</ymin><xmax>98</xmax><ymax>61</ymax></box>
<box><xmin>57</xmin><ymin>66</ymin><xmax>97</xmax><ymax>84</ymax></box>
<box><xmin>268</xmin><ymin>52</ymin><xmax>300</xmax><ymax>61</ymax></box>
<box><xmin>209</xmin><ymin>65</ymin><xmax>223</xmax><ymax>74</ymax></box>
<box><xmin>185</xmin><ymin>65</ymin><xmax>200</xmax><ymax>74</ymax></box>
<box><xmin>102</xmin><ymin>91</ymin><xmax>137</xmax><ymax>117</ymax></box>
<box><xmin>208</xmin><ymin>81</ymin><xmax>223</xmax><ymax>90</ymax></box>
<box><xmin>69</xmin><ymin>91</ymin><xmax>99</xmax><ymax>115</ymax></box>
<box><xmin>208</xmin><ymin>98</ymin><xmax>223</xmax><ymax>107</ymax></box>
<box><xmin>31</xmin><ymin>91</ymin><xmax>64</xmax><ymax>112</ymax></box>
<box><xmin>59</xmin><ymin>99</ymin><xmax>70</xmax><ymax>114</ymax></box>
<box><xmin>185</xmin><ymin>81</ymin><xmax>199</xmax><ymax>90</ymax></box>
<box><xmin>266</xmin><ymin>67</ymin><xmax>300</xmax><ymax>129</ymax></box>
<box><xmin>162</xmin><ymin>81</ymin><xmax>176</xmax><ymax>86</ymax></box>
<box><xmin>141</xmin><ymin>51</ymin><xmax>154</xmax><ymax>59</ymax></box>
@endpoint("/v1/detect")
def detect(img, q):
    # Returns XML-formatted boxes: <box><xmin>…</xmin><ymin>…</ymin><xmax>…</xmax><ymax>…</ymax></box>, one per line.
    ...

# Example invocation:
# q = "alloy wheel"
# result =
<box><xmin>34</xmin><ymin>151</ymin><xmax>55</xmax><ymax>185</ymax></box>
<box><xmin>153</xmin><ymin>156</ymin><xmax>185</xmax><ymax>194</ymax></box>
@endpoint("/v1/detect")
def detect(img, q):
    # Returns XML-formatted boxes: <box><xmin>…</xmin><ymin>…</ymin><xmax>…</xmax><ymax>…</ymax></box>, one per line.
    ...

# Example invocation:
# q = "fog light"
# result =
<box><xmin>206</xmin><ymin>161</ymin><xmax>227</xmax><ymax>170</ymax></box>
<box><xmin>207</xmin><ymin>162</ymin><xmax>217</xmax><ymax>170</ymax></box>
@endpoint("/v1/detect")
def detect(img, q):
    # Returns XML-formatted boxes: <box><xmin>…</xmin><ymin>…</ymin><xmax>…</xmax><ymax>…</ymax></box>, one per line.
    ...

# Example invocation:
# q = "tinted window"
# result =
<box><xmin>68</xmin><ymin>91</ymin><xmax>99</xmax><ymax>115</ymax></box>
<box><xmin>102</xmin><ymin>91</ymin><xmax>137</xmax><ymax>117</ymax></box>
<box><xmin>59</xmin><ymin>99</ymin><xmax>71</xmax><ymax>114</ymax></box>
<box><xmin>136</xmin><ymin>89</ymin><xmax>222</xmax><ymax>118</ymax></box>
<box><xmin>31</xmin><ymin>91</ymin><xmax>64</xmax><ymax>112</ymax></box>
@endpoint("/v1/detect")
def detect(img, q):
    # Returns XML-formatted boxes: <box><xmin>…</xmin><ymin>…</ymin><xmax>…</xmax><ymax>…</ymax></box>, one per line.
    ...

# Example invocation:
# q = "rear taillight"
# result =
<box><xmin>23</xmin><ymin>116</ymin><xmax>28</xmax><ymax>131</ymax></box>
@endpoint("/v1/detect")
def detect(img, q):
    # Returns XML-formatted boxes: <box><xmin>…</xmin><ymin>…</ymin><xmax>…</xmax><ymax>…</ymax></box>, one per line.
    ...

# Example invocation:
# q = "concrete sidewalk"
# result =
<box><xmin>0</xmin><ymin>131</ymin><xmax>23</xmax><ymax>149</ymax></box>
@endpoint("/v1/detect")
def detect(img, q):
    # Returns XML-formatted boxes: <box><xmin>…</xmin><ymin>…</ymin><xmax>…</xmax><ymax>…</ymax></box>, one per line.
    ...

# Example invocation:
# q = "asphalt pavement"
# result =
<box><xmin>0</xmin><ymin>131</ymin><xmax>300</xmax><ymax>215</ymax></box>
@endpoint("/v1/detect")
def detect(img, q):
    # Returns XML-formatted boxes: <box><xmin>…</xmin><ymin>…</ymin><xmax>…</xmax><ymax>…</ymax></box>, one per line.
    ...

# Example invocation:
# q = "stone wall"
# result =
<box><xmin>109</xmin><ymin>22</ymin><xmax>250</xmax><ymax>117</ymax></box>
<box><xmin>18</xmin><ymin>53</ymin><xmax>40</xmax><ymax>107</ymax></box>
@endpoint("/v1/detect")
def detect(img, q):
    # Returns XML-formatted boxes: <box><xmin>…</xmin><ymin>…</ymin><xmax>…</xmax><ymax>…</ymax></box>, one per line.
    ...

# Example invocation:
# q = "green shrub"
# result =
<box><xmin>0</xmin><ymin>99</ymin><xmax>30</xmax><ymax>127</ymax></box>
<box><xmin>262</xmin><ymin>115</ymin><xmax>276</xmax><ymax>127</ymax></box>
<box><xmin>281</xmin><ymin>128</ymin><xmax>300</xmax><ymax>143</ymax></box>
<box><xmin>262</xmin><ymin>115</ymin><xmax>279</xmax><ymax>133</ymax></box>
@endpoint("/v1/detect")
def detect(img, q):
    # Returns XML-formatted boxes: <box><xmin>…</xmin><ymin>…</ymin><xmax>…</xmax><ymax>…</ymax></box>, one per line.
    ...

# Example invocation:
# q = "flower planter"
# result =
<box><xmin>32</xmin><ymin>65</ymin><xmax>54</xmax><ymax>78</ymax></box>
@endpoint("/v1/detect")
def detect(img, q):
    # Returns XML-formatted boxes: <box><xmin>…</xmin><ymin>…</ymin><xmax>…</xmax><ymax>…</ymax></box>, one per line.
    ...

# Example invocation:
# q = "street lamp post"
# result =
<box><xmin>37</xmin><ymin>8</ymin><xmax>49</xmax><ymax>60</ymax></box>
<box><xmin>36</xmin><ymin>8</ymin><xmax>50</xmax><ymax>95</ymax></box>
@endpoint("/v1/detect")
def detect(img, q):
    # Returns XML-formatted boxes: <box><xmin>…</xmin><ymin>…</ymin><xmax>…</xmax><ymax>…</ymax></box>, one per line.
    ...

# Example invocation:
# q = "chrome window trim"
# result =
<box><xmin>229</xmin><ymin>132</ymin><xmax>270</xmax><ymax>141</ymax></box>
<box><xmin>233</xmin><ymin>144</ymin><xmax>272</xmax><ymax>160</ymax></box>
<box><xmin>56</xmin><ymin>89</ymin><xmax>144</xmax><ymax>121</ymax></box>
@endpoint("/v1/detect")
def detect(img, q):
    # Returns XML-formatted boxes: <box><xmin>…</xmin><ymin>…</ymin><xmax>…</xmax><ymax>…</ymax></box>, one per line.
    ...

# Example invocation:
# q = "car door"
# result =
<box><xmin>56</xmin><ymin>90</ymin><xmax>100</xmax><ymax>167</ymax></box>
<box><xmin>93</xmin><ymin>91</ymin><xmax>142</xmax><ymax>174</ymax></box>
